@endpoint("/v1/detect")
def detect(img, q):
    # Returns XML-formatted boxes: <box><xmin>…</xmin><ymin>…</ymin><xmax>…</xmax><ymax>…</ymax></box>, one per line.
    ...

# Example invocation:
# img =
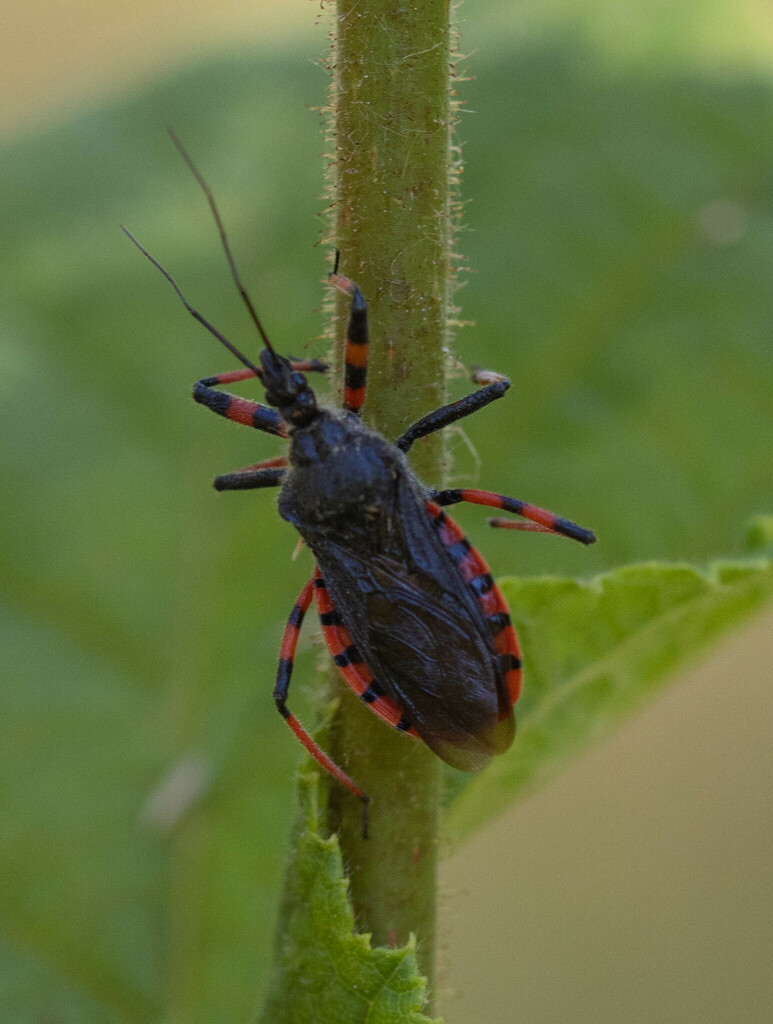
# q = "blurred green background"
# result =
<box><xmin>1</xmin><ymin>1</ymin><xmax>771</xmax><ymax>1022</ymax></box>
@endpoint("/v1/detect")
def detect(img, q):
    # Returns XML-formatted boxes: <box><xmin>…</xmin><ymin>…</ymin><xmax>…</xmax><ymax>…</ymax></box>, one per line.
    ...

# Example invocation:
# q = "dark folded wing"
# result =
<box><xmin>318</xmin><ymin>544</ymin><xmax>515</xmax><ymax>772</ymax></box>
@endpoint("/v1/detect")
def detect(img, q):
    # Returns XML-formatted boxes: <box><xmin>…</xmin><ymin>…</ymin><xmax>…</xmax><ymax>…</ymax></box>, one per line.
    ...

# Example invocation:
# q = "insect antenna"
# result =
<box><xmin>121</xmin><ymin>225</ymin><xmax>262</xmax><ymax>377</ymax></box>
<box><xmin>167</xmin><ymin>127</ymin><xmax>277</xmax><ymax>356</ymax></box>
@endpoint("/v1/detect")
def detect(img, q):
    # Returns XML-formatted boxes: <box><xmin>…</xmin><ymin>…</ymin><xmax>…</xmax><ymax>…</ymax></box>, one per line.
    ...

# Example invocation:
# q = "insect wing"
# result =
<box><xmin>318</xmin><ymin>540</ymin><xmax>515</xmax><ymax>773</ymax></box>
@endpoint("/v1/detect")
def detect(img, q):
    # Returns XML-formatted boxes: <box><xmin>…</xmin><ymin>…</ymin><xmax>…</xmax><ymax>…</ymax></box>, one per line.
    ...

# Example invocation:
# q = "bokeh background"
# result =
<box><xmin>2</xmin><ymin>1</ymin><xmax>772</xmax><ymax>1022</ymax></box>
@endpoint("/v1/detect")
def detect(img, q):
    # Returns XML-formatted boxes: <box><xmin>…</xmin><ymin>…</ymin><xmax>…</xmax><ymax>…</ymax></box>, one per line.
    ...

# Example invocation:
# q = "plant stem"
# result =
<box><xmin>325</xmin><ymin>0</ymin><xmax>455</xmax><ymax>994</ymax></box>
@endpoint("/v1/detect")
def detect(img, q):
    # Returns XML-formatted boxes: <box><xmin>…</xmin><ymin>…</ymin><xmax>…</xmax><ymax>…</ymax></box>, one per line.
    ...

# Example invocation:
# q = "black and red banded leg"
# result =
<box><xmin>273</xmin><ymin>577</ymin><xmax>371</xmax><ymax>837</ymax></box>
<box><xmin>313</xmin><ymin>570</ymin><xmax>419</xmax><ymax>736</ymax></box>
<box><xmin>329</xmin><ymin>268</ymin><xmax>369</xmax><ymax>415</ymax></box>
<box><xmin>396</xmin><ymin>369</ymin><xmax>510</xmax><ymax>453</ymax></box>
<box><xmin>213</xmin><ymin>456</ymin><xmax>287</xmax><ymax>492</ymax></box>
<box><xmin>194</xmin><ymin>372</ymin><xmax>287</xmax><ymax>436</ymax></box>
<box><xmin>433</xmin><ymin>488</ymin><xmax>596</xmax><ymax>545</ymax></box>
<box><xmin>193</xmin><ymin>358</ymin><xmax>326</xmax><ymax>436</ymax></box>
<box><xmin>286</xmin><ymin>356</ymin><xmax>329</xmax><ymax>375</ymax></box>
<box><xmin>425</xmin><ymin>501</ymin><xmax>523</xmax><ymax>708</ymax></box>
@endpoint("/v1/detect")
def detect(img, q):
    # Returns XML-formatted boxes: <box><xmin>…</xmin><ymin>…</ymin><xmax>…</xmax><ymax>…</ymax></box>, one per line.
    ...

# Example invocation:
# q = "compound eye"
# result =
<box><xmin>292</xmin><ymin>372</ymin><xmax>306</xmax><ymax>388</ymax></box>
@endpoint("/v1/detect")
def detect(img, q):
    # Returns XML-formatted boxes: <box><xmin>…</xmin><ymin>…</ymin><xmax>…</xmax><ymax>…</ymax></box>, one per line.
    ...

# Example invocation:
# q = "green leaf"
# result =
<box><xmin>258</xmin><ymin>774</ymin><xmax>439</xmax><ymax>1024</ymax></box>
<box><xmin>445</xmin><ymin>530</ymin><xmax>773</xmax><ymax>840</ymax></box>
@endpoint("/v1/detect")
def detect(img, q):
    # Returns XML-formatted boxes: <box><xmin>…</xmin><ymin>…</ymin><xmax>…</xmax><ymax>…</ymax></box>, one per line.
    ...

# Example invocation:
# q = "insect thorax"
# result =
<box><xmin>277</xmin><ymin>409</ymin><xmax>413</xmax><ymax>543</ymax></box>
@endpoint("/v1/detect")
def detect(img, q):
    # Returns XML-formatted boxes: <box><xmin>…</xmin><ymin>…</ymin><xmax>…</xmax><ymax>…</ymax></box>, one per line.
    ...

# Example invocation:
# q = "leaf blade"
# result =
<box><xmin>444</xmin><ymin>545</ymin><xmax>773</xmax><ymax>840</ymax></box>
<box><xmin>258</xmin><ymin>775</ymin><xmax>440</xmax><ymax>1024</ymax></box>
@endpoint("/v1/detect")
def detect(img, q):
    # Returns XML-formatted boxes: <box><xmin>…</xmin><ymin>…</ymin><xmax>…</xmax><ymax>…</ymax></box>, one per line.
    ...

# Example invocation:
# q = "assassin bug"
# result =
<box><xmin>124</xmin><ymin>131</ymin><xmax>596</xmax><ymax>837</ymax></box>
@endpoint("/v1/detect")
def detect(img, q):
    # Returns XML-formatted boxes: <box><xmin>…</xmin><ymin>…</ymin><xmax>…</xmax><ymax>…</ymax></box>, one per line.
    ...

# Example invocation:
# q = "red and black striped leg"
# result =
<box><xmin>193</xmin><ymin>372</ymin><xmax>287</xmax><ymax>436</ymax></box>
<box><xmin>273</xmin><ymin>577</ymin><xmax>370</xmax><ymax>837</ymax></box>
<box><xmin>396</xmin><ymin>370</ymin><xmax>510</xmax><ymax>453</ymax></box>
<box><xmin>214</xmin><ymin>455</ymin><xmax>288</xmax><ymax>491</ymax></box>
<box><xmin>193</xmin><ymin>357</ymin><xmax>325</xmax><ymax>435</ymax></box>
<box><xmin>329</xmin><ymin>271</ymin><xmax>369</xmax><ymax>415</ymax></box>
<box><xmin>313</xmin><ymin>570</ymin><xmax>419</xmax><ymax>737</ymax></box>
<box><xmin>425</xmin><ymin>501</ymin><xmax>523</xmax><ymax>710</ymax></box>
<box><xmin>213</xmin><ymin>465</ymin><xmax>286</xmax><ymax>492</ymax></box>
<box><xmin>433</xmin><ymin>488</ymin><xmax>597</xmax><ymax>545</ymax></box>
<box><xmin>286</xmin><ymin>356</ymin><xmax>328</xmax><ymax>375</ymax></box>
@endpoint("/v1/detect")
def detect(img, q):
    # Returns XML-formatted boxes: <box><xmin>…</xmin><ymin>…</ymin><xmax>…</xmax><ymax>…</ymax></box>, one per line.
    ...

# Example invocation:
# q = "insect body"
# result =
<box><xmin>276</xmin><ymin>368</ymin><xmax>518</xmax><ymax>776</ymax></box>
<box><xmin>124</xmin><ymin>133</ymin><xmax>596</xmax><ymax>836</ymax></box>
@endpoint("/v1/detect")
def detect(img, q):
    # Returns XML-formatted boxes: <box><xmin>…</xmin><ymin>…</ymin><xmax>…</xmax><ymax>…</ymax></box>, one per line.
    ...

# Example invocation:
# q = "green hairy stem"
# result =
<box><xmin>324</xmin><ymin>0</ymin><xmax>458</xmax><ymax>993</ymax></box>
